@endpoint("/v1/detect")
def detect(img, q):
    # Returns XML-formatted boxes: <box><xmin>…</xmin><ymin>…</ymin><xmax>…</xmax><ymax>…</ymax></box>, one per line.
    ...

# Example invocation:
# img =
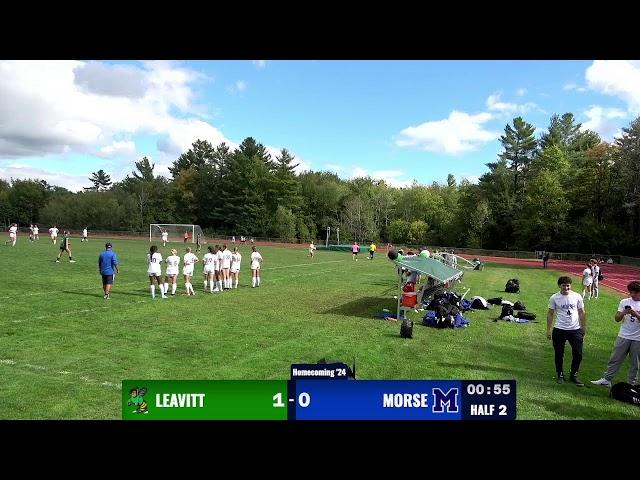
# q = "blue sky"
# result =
<box><xmin>0</xmin><ymin>60</ymin><xmax>637</xmax><ymax>191</ymax></box>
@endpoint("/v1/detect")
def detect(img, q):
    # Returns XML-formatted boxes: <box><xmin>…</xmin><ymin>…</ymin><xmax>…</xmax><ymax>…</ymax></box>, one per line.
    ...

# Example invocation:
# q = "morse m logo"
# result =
<box><xmin>432</xmin><ymin>387</ymin><xmax>459</xmax><ymax>413</ymax></box>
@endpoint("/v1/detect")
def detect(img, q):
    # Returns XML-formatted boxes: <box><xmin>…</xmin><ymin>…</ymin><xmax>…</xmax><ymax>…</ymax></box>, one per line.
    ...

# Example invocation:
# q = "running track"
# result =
<box><xmin>459</xmin><ymin>255</ymin><xmax>639</xmax><ymax>295</ymax></box>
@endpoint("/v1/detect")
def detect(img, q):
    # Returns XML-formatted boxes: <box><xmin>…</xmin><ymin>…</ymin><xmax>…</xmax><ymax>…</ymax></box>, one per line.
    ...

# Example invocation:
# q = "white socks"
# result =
<box><xmin>150</xmin><ymin>285</ymin><xmax>155</xmax><ymax>298</ymax></box>
<box><xmin>172</xmin><ymin>283</ymin><xmax>177</xmax><ymax>295</ymax></box>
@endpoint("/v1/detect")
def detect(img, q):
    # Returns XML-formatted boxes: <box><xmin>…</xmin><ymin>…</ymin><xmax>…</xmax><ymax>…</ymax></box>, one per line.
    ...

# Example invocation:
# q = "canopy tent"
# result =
<box><xmin>392</xmin><ymin>255</ymin><xmax>464</xmax><ymax>322</ymax></box>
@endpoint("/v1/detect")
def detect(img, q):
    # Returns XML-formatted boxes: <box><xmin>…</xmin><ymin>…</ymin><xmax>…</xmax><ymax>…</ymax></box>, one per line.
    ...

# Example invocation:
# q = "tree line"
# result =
<box><xmin>2</xmin><ymin>113</ymin><xmax>639</xmax><ymax>255</ymax></box>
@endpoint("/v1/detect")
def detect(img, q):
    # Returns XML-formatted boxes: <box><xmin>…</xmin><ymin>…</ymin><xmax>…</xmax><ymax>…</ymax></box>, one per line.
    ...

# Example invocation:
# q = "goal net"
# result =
<box><xmin>149</xmin><ymin>224</ymin><xmax>206</xmax><ymax>244</ymax></box>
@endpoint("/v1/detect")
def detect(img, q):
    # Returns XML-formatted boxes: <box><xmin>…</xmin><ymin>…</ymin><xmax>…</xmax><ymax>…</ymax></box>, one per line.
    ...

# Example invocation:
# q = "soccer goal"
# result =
<box><xmin>149</xmin><ymin>224</ymin><xmax>206</xmax><ymax>244</ymax></box>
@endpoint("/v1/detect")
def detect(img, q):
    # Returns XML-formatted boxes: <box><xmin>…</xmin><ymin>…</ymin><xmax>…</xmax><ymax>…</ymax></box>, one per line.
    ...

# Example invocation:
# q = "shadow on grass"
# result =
<box><xmin>322</xmin><ymin>296</ymin><xmax>398</xmax><ymax>319</ymax></box>
<box><xmin>62</xmin><ymin>290</ymin><xmax>149</xmax><ymax>298</ymax></box>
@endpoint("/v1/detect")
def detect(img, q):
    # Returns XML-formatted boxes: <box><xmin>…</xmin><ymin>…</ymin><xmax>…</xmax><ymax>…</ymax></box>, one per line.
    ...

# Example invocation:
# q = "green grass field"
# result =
<box><xmin>1</xmin><ymin>236</ymin><xmax>639</xmax><ymax>419</ymax></box>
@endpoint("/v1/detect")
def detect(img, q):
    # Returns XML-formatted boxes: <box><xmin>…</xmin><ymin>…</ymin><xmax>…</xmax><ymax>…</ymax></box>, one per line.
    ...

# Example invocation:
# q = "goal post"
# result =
<box><xmin>149</xmin><ymin>224</ymin><xmax>206</xmax><ymax>244</ymax></box>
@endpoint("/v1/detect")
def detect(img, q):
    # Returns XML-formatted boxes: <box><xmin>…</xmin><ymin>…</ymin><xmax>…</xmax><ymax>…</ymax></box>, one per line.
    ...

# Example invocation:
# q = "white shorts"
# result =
<box><xmin>9</xmin><ymin>233</ymin><xmax>15</xmax><ymax>238</ymax></box>
<box><xmin>148</xmin><ymin>269</ymin><xmax>162</xmax><ymax>277</ymax></box>
<box><xmin>204</xmin><ymin>266</ymin><xmax>215</xmax><ymax>274</ymax></box>
<box><xmin>183</xmin><ymin>267</ymin><xmax>194</xmax><ymax>276</ymax></box>
<box><xmin>222</xmin><ymin>262</ymin><xmax>231</xmax><ymax>270</ymax></box>
<box><xmin>583</xmin><ymin>278</ymin><xmax>593</xmax><ymax>287</ymax></box>
<box><xmin>230</xmin><ymin>267</ymin><xmax>239</xmax><ymax>273</ymax></box>
<box><xmin>166</xmin><ymin>270</ymin><xmax>179</xmax><ymax>277</ymax></box>
<box><xmin>251</xmin><ymin>262</ymin><xmax>261</xmax><ymax>270</ymax></box>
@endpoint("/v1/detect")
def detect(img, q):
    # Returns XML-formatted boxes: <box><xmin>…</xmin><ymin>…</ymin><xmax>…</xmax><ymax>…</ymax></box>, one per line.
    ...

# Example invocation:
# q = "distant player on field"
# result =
<box><xmin>230</xmin><ymin>246</ymin><xmax>241</xmax><ymax>288</ymax></box>
<box><xmin>56</xmin><ymin>231</ymin><xmax>75</xmax><ymax>262</ymax></box>
<box><xmin>28</xmin><ymin>224</ymin><xmax>34</xmax><ymax>242</ymax></box>
<box><xmin>164</xmin><ymin>248</ymin><xmax>180</xmax><ymax>296</ymax></box>
<box><xmin>250</xmin><ymin>246</ymin><xmax>263</xmax><ymax>288</ymax></box>
<box><xmin>33</xmin><ymin>224</ymin><xmax>39</xmax><ymax>240</ymax></box>
<box><xmin>222</xmin><ymin>244</ymin><xmax>232</xmax><ymax>289</ymax></box>
<box><xmin>203</xmin><ymin>246</ymin><xmax>217</xmax><ymax>293</ymax></box>
<box><xmin>161</xmin><ymin>230</ymin><xmax>168</xmax><ymax>247</ymax></box>
<box><xmin>6</xmin><ymin>223</ymin><xmax>18</xmax><ymax>246</ymax></box>
<box><xmin>147</xmin><ymin>245</ymin><xmax>166</xmax><ymax>299</ymax></box>
<box><xmin>49</xmin><ymin>225</ymin><xmax>59</xmax><ymax>244</ymax></box>
<box><xmin>82</xmin><ymin>227</ymin><xmax>88</xmax><ymax>242</ymax></box>
<box><xmin>183</xmin><ymin>247</ymin><xmax>199</xmax><ymax>296</ymax></box>
<box><xmin>309</xmin><ymin>241</ymin><xmax>316</xmax><ymax>258</ymax></box>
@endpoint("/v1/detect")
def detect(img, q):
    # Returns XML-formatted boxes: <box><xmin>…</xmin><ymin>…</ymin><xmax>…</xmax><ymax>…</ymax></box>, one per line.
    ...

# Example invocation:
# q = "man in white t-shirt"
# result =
<box><xmin>591</xmin><ymin>281</ymin><xmax>640</xmax><ymax>387</ymax></box>
<box><xmin>547</xmin><ymin>276</ymin><xmax>587</xmax><ymax>386</ymax></box>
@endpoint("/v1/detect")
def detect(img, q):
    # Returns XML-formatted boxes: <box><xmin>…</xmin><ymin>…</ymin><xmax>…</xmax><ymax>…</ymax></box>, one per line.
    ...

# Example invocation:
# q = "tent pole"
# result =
<box><xmin>397</xmin><ymin>267</ymin><xmax>403</xmax><ymax>321</ymax></box>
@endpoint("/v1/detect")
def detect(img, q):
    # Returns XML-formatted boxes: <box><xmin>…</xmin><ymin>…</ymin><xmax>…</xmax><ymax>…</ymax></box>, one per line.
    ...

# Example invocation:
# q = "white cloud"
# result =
<box><xmin>462</xmin><ymin>175</ymin><xmax>480</xmax><ymax>184</ymax></box>
<box><xmin>0</xmin><ymin>164</ymin><xmax>89</xmax><ymax>192</ymax></box>
<box><xmin>516</xmin><ymin>88</ymin><xmax>527</xmax><ymax>96</ymax></box>
<box><xmin>581</xmin><ymin>105</ymin><xmax>627</xmax><ymax>140</ymax></box>
<box><xmin>227</xmin><ymin>80</ymin><xmax>248</xmax><ymax>94</ymax></box>
<box><xmin>0</xmin><ymin>60</ymin><xmax>212</xmax><ymax>159</ymax></box>
<box><xmin>563</xmin><ymin>83</ymin><xmax>587</xmax><ymax>93</ymax></box>
<box><xmin>585</xmin><ymin>60</ymin><xmax>640</xmax><ymax>114</ymax></box>
<box><xmin>486</xmin><ymin>92</ymin><xmax>538</xmax><ymax>116</ymax></box>
<box><xmin>263</xmin><ymin>146</ymin><xmax>311</xmax><ymax>175</ymax></box>
<box><xmin>252</xmin><ymin>60</ymin><xmax>267</xmax><ymax>69</ymax></box>
<box><xmin>97</xmin><ymin>140</ymin><xmax>136</xmax><ymax>158</ymax></box>
<box><xmin>396</xmin><ymin>111</ymin><xmax>498</xmax><ymax>154</ymax></box>
<box><xmin>350</xmin><ymin>167</ymin><xmax>413</xmax><ymax>188</ymax></box>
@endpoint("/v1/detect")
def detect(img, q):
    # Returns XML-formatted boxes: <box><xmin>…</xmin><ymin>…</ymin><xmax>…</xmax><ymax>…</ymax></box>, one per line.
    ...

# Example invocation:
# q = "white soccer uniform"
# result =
<box><xmin>309</xmin><ymin>243</ymin><xmax>315</xmax><ymax>254</ymax></box>
<box><xmin>165</xmin><ymin>255</ymin><xmax>180</xmax><ymax>276</ymax></box>
<box><xmin>582</xmin><ymin>267</ymin><xmax>593</xmax><ymax>287</ymax></box>
<box><xmin>50</xmin><ymin>227</ymin><xmax>58</xmax><ymax>239</ymax></box>
<box><xmin>162</xmin><ymin>232</ymin><xmax>168</xmax><ymax>242</ymax></box>
<box><xmin>9</xmin><ymin>225</ymin><xmax>17</xmax><ymax>238</ymax></box>
<box><xmin>251</xmin><ymin>251</ymin><xmax>263</xmax><ymax>270</ymax></box>
<box><xmin>147</xmin><ymin>252</ymin><xmax>163</xmax><ymax>276</ymax></box>
<box><xmin>230</xmin><ymin>252</ymin><xmax>241</xmax><ymax>273</ymax></box>
<box><xmin>591</xmin><ymin>265</ymin><xmax>600</xmax><ymax>285</ymax></box>
<box><xmin>33</xmin><ymin>226</ymin><xmax>38</xmax><ymax>235</ymax></box>
<box><xmin>183</xmin><ymin>252</ymin><xmax>198</xmax><ymax>276</ymax></box>
<box><xmin>203</xmin><ymin>252</ymin><xmax>216</xmax><ymax>274</ymax></box>
<box><xmin>82</xmin><ymin>229</ymin><xmax>87</xmax><ymax>237</ymax></box>
<box><xmin>216</xmin><ymin>251</ymin><xmax>223</xmax><ymax>271</ymax></box>
<box><xmin>222</xmin><ymin>249</ymin><xmax>232</xmax><ymax>269</ymax></box>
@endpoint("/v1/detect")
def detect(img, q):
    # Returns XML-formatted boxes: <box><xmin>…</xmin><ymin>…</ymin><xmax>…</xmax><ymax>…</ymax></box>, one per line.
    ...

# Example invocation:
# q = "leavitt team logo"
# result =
<box><xmin>128</xmin><ymin>387</ymin><xmax>149</xmax><ymax>414</ymax></box>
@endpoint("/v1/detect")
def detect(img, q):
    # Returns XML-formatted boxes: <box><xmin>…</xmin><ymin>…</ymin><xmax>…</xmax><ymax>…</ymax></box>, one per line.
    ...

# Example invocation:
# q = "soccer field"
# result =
<box><xmin>1</xmin><ymin>237</ymin><xmax>639</xmax><ymax>419</ymax></box>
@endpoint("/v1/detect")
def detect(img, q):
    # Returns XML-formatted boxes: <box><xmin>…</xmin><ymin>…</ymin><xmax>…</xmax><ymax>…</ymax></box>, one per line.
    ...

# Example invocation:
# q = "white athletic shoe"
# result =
<box><xmin>590</xmin><ymin>378</ymin><xmax>611</xmax><ymax>387</ymax></box>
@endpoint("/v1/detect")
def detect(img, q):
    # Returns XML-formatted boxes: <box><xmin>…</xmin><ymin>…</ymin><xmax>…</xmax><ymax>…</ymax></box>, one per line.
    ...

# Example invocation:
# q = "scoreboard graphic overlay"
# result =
<box><xmin>123</xmin><ymin>364</ymin><xmax>516</xmax><ymax>420</ymax></box>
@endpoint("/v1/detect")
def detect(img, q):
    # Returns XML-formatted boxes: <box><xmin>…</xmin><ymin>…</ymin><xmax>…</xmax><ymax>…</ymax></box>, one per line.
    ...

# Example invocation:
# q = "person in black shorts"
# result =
<box><xmin>56</xmin><ymin>231</ymin><xmax>76</xmax><ymax>263</ymax></box>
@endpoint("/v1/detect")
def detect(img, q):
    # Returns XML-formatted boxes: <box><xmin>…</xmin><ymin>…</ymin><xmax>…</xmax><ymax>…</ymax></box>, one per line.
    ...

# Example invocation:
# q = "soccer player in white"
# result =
<box><xmin>250</xmin><ymin>246</ymin><xmax>263</xmax><ymax>288</ymax></box>
<box><xmin>309</xmin><ymin>242</ymin><xmax>316</xmax><ymax>258</ymax></box>
<box><xmin>590</xmin><ymin>259</ymin><xmax>600</xmax><ymax>299</ymax></box>
<box><xmin>164</xmin><ymin>248</ymin><xmax>181</xmax><ymax>296</ymax></box>
<box><xmin>222</xmin><ymin>244</ymin><xmax>232</xmax><ymax>289</ymax></box>
<box><xmin>203</xmin><ymin>246</ymin><xmax>217</xmax><ymax>293</ymax></box>
<box><xmin>82</xmin><ymin>227</ymin><xmax>88</xmax><ymax>242</ymax></box>
<box><xmin>161</xmin><ymin>230</ymin><xmax>169</xmax><ymax>247</ymax></box>
<box><xmin>49</xmin><ymin>225</ymin><xmax>58</xmax><ymax>244</ymax></box>
<box><xmin>147</xmin><ymin>245</ymin><xmax>167</xmax><ymax>299</ymax></box>
<box><xmin>230</xmin><ymin>246</ymin><xmax>241</xmax><ymax>288</ymax></box>
<box><xmin>6</xmin><ymin>223</ymin><xmax>17</xmax><ymax>246</ymax></box>
<box><xmin>582</xmin><ymin>263</ymin><xmax>593</xmax><ymax>299</ymax></box>
<box><xmin>183</xmin><ymin>247</ymin><xmax>199</xmax><ymax>296</ymax></box>
<box><xmin>215</xmin><ymin>245</ymin><xmax>224</xmax><ymax>292</ymax></box>
<box><xmin>29</xmin><ymin>224</ymin><xmax>34</xmax><ymax>242</ymax></box>
<box><xmin>33</xmin><ymin>224</ymin><xmax>39</xmax><ymax>240</ymax></box>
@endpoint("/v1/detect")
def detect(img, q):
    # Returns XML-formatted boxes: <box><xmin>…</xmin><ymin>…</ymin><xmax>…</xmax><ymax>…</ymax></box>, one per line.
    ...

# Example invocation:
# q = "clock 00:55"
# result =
<box><xmin>466</xmin><ymin>383</ymin><xmax>511</xmax><ymax>395</ymax></box>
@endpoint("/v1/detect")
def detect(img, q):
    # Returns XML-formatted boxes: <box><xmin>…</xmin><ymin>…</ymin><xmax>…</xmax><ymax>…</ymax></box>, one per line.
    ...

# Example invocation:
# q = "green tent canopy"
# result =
<box><xmin>395</xmin><ymin>256</ymin><xmax>463</xmax><ymax>284</ymax></box>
